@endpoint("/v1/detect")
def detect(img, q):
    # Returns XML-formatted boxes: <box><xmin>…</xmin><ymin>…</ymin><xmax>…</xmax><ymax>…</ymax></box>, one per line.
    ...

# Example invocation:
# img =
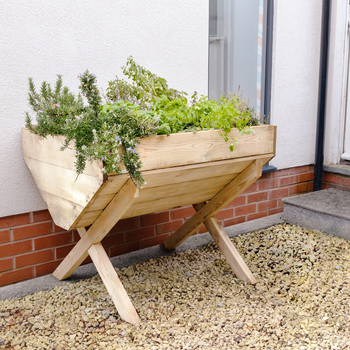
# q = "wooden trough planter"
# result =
<box><xmin>22</xmin><ymin>124</ymin><xmax>276</xmax><ymax>324</ymax></box>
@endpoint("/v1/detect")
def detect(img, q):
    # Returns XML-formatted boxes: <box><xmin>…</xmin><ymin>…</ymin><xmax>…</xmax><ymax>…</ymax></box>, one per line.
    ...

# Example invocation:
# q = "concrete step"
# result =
<box><xmin>282</xmin><ymin>188</ymin><xmax>350</xmax><ymax>240</ymax></box>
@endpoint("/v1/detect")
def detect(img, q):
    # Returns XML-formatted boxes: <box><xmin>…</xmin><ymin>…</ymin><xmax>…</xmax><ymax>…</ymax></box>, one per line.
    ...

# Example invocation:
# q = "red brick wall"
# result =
<box><xmin>322</xmin><ymin>172</ymin><xmax>350</xmax><ymax>192</ymax></box>
<box><xmin>1</xmin><ymin>164</ymin><xmax>340</xmax><ymax>287</ymax></box>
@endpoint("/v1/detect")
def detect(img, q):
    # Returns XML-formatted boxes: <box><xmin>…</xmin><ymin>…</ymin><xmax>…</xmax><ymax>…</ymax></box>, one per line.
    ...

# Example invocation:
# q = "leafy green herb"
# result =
<box><xmin>25</xmin><ymin>57</ymin><xmax>259</xmax><ymax>188</ymax></box>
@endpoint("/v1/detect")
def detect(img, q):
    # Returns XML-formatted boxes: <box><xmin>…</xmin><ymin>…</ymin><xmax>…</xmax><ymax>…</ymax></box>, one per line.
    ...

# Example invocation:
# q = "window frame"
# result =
<box><xmin>208</xmin><ymin>0</ymin><xmax>276</xmax><ymax>173</ymax></box>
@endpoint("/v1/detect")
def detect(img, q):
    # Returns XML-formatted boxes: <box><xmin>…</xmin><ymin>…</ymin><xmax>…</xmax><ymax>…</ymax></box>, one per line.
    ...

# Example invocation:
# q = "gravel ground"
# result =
<box><xmin>1</xmin><ymin>223</ymin><xmax>350</xmax><ymax>349</ymax></box>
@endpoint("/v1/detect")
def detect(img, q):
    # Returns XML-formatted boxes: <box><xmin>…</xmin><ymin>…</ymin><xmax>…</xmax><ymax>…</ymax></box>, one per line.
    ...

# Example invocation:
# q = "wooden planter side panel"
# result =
<box><xmin>122</xmin><ymin>154</ymin><xmax>274</xmax><ymax>220</ymax></box>
<box><xmin>22</xmin><ymin>128</ymin><xmax>104</xmax><ymax>177</ymax></box>
<box><xmin>73</xmin><ymin>153</ymin><xmax>274</xmax><ymax>229</ymax></box>
<box><xmin>136</xmin><ymin>125</ymin><xmax>276</xmax><ymax>171</ymax></box>
<box><xmin>22</xmin><ymin>125</ymin><xmax>276</xmax><ymax>230</ymax></box>
<box><xmin>22</xmin><ymin>128</ymin><xmax>104</xmax><ymax>230</ymax></box>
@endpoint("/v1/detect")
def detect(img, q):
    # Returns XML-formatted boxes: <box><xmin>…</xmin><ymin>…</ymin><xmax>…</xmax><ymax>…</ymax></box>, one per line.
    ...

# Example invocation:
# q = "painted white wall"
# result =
<box><xmin>270</xmin><ymin>0</ymin><xmax>322</xmax><ymax>169</ymax></box>
<box><xmin>0</xmin><ymin>0</ymin><xmax>209</xmax><ymax>217</ymax></box>
<box><xmin>0</xmin><ymin>0</ymin><xmax>337</xmax><ymax>218</ymax></box>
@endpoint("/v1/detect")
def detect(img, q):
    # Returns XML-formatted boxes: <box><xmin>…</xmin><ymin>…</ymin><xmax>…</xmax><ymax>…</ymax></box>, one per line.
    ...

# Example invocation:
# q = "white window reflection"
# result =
<box><xmin>209</xmin><ymin>0</ymin><xmax>266</xmax><ymax>119</ymax></box>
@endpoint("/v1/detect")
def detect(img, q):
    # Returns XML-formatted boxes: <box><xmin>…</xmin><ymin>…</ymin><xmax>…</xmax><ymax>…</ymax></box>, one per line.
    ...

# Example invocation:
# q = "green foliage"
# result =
<box><xmin>26</xmin><ymin>73</ymin><xmax>157</xmax><ymax>187</ymax></box>
<box><xmin>25</xmin><ymin>57</ymin><xmax>259</xmax><ymax>188</ymax></box>
<box><xmin>79</xmin><ymin>71</ymin><xmax>102</xmax><ymax>115</ymax></box>
<box><xmin>25</xmin><ymin>75</ymin><xmax>85</xmax><ymax>137</ymax></box>
<box><xmin>152</xmin><ymin>92</ymin><xmax>256</xmax><ymax>151</ymax></box>
<box><xmin>107</xmin><ymin>56</ymin><xmax>186</xmax><ymax>109</ymax></box>
<box><xmin>107</xmin><ymin>57</ymin><xmax>258</xmax><ymax>151</ymax></box>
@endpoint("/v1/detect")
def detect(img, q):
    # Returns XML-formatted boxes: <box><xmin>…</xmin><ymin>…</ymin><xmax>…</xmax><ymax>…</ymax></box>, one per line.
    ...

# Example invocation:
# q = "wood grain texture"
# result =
<box><xmin>88</xmin><ymin>243</ymin><xmax>141</xmax><ymax>324</ymax></box>
<box><xmin>52</xmin><ymin>179</ymin><xmax>138</xmax><ymax>280</ymax></box>
<box><xmin>22</xmin><ymin>128</ymin><xmax>105</xmax><ymax>230</ymax></box>
<box><xmin>134</xmin><ymin>125</ymin><xmax>275</xmax><ymax>171</ymax></box>
<box><xmin>193</xmin><ymin>203</ymin><xmax>256</xmax><ymax>284</ymax></box>
<box><xmin>123</xmin><ymin>173</ymin><xmax>238</xmax><ymax>219</ymax></box>
<box><xmin>24</xmin><ymin>157</ymin><xmax>103</xmax><ymax>207</ymax></box>
<box><xmin>75</xmin><ymin>174</ymin><xmax>238</xmax><ymax>227</ymax></box>
<box><xmin>74</xmin><ymin>177</ymin><xmax>231</xmax><ymax>228</ymax></box>
<box><xmin>40</xmin><ymin>190</ymin><xmax>84</xmax><ymax>230</ymax></box>
<box><xmin>23</xmin><ymin>126</ymin><xmax>276</xmax><ymax>230</ymax></box>
<box><xmin>72</xmin><ymin>154</ymin><xmax>274</xmax><ymax>228</ymax></box>
<box><xmin>77</xmin><ymin>228</ymin><xmax>141</xmax><ymax>324</ymax></box>
<box><xmin>162</xmin><ymin>159</ymin><xmax>263</xmax><ymax>250</ymax></box>
<box><xmin>24</xmin><ymin>156</ymin><xmax>104</xmax><ymax>231</ymax></box>
<box><xmin>22</xmin><ymin>128</ymin><xmax>103</xmax><ymax>178</ymax></box>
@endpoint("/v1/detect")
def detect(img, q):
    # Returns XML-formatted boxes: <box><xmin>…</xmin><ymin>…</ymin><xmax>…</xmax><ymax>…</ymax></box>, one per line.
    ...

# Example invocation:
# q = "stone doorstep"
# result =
<box><xmin>283</xmin><ymin>188</ymin><xmax>350</xmax><ymax>240</ymax></box>
<box><xmin>324</xmin><ymin>164</ymin><xmax>350</xmax><ymax>177</ymax></box>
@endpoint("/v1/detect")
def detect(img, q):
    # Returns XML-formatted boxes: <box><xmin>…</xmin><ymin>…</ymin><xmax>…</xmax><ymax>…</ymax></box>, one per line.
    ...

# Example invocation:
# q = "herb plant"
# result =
<box><xmin>26</xmin><ymin>57</ymin><xmax>258</xmax><ymax>188</ymax></box>
<box><xmin>26</xmin><ymin>71</ymin><xmax>157</xmax><ymax>186</ymax></box>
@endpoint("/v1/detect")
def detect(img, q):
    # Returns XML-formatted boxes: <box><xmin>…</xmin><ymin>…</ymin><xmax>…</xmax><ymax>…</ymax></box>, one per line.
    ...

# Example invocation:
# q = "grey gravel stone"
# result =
<box><xmin>1</xmin><ymin>223</ymin><xmax>349</xmax><ymax>349</ymax></box>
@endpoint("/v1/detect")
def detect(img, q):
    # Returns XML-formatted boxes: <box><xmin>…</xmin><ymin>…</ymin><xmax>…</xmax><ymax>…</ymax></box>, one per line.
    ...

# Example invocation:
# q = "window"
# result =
<box><xmin>209</xmin><ymin>0</ymin><xmax>271</xmax><ymax>121</ymax></box>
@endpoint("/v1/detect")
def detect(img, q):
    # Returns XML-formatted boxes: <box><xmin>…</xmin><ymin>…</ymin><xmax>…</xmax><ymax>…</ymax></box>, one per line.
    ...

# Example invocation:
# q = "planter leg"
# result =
<box><xmin>53</xmin><ymin>179</ymin><xmax>138</xmax><ymax>280</ymax></box>
<box><xmin>193</xmin><ymin>203</ymin><xmax>256</xmax><ymax>284</ymax></box>
<box><xmin>88</xmin><ymin>242</ymin><xmax>141</xmax><ymax>324</ymax></box>
<box><xmin>75</xmin><ymin>227</ymin><xmax>141</xmax><ymax>324</ymax></box>
<box><xmin>162</xmin><ymin>159</ymin><xmax>263</xmax><ymax>250</ymax></box>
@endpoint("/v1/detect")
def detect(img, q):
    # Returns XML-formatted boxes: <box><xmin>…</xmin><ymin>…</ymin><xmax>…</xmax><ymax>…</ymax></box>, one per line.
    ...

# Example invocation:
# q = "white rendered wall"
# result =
<box><xmin>0</xmin><ymin>0</ymin><xmax>330</xmax><ymax>218</ymax></box>
<box><xmin>270</xmin><ymin>0</ymin><xmax>322</xmax><ymax>170</ymax></box>
<box><xmin>0</xmin><ymin>0</ymin><xmax>209</xmax><ymax>217</ymax></box>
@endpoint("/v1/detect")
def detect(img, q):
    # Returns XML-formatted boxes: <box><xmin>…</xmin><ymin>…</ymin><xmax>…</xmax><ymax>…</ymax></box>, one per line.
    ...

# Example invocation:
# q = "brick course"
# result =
<box><xmin>0</xmin><ymin>267</ymin><xmax>33</xmax><ymax>287</ymax></box>
<box><xmin>15</xmin><ymin>249</ymin><xmax>54</xmax><ymax>269</ymax></box>
<box><xmin>0</xmin><ymin>258</ymin><xmax>13</xmax><ymax>273</ymax></box>
<box><xmin>323</xmin><ymin>171</ymin><xmax>350</xmax><ymax>192</ymax></box>
<box><xmin>13</xmin><ymin>222</ymin><xmax>51</xmax><ymax>241</ymax></box>
<box><xmin>0</xmin><ymin>230</ymin><xmax>10</xmax><ymax>244</ymax></box>
<box><xmin>2</xmin><ymin>164</ymin><xmax>349</xmax><ymax>287</ymax></box>
<box><xmin>0</xmin><ymin>213</ymin><xmax>31</xmax><ymax>230</ymax></box>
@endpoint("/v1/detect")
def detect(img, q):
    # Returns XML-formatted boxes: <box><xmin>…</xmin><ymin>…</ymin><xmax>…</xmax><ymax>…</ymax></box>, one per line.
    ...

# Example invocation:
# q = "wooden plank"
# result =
<box><xmin>77</xmin><ymin>177</ymin><xmax>128</xmax><ymax>215</ymax></box>
<box><xmin>162</xmin><ymin>159</ymin><xmax>263</xmax><ymax>250</ymax></box>
<box><xmin>40</xmin><ymin>190</ymin><xmax>85</xmax><ymax>230</ymax></box>
<box><xmin>77</xmin><ymin>228</ymin><xmax>141</xmax><ymax>324</ymax></box>
<box><xmin>99</xmin><ymin>176</ymin><xmax>129</xmax><ymax>196</ymax></box>
<box><xmin>193</xmin><ymin>203</ymin><xmax>256</xmax><ymax>284</ymax></box>
<box><xmin>23</xmin><ymin>125</ymin><xmax>275</xmax><ymax>177</ymax></box>
<box><xmin>131</xmin><ymin>174</ymin><xmax>236</xmax><ymax>206</ymax></box>
<box><xmin>72</xmin><ymin>210</ymin><xmax>103</xmax><ymax>229</ymax></box>
<box><xmin>68</xmin><ymin>155</ymin><xmax>274</xmax><ymax>228</ymax></box>
<box><xmin>88</xmin><ymin>243</ymin><xmax>141</xmax><ymax>324</ymax></box>
<box><xmin>24</xmin><ymin>157</ymin><xmax>103</xmax><ymax>208</ymax></box>
<box><xmin>85</xmin><ymin>193</ymin><xmax>116</xmax><ymax>212</ymax></box>
<box><xmin>95</xmin><ymin>154</ymin><xmax>272</xmax><ymax>208</ymax></box>
<box><xmin>135</xmin><ymin>125</ymin><xmax>275</xmax><ymax>171</ymax></box>
<box><xmin>76</xmin><ymin>154</ymin><xmax>274</xmax><ymax>226</ymax></box>
<box><xmin>272</xmin><ymin>125</ymin><xmax>277</xmax><ymax>156</ymax></box>
<box><xmin>141</xmin><ymin>157</ymin><xmax>251</xmax><ymax>188</ymax></box>
<box><xmin>22</xmin><ymin>128</ymin><xmax>103</xmax><ymax>178</ymax></box>
<box><xmin>104</xmin><ymin>156</ymin><xmax>263</xmax><ymax>194</ymax></box>
<box><xmin>71</xmin><ymin>177</ymin><xmax>129</xmax><ymax>229</ymax></box>
<box><xmin>76</xmin><ymin>172</ymin><xmax>239</xmax><ymax>227</ymax></box>
<box><xmin>74</xmin><ymin>180</ymin><xmax>226</xmax><ymax>228</ymax></box>
<box><xmin>71</xmin><ymin>154</ymin><xmax>249</xmax><ymax>226</ymax></box>
<box><xmin>123</xmin><ymin>174</ymin><xmax>237</xmax><ymax>217</ymax></box>
<box><xmin>52</xmin><ymin>179</ymin><xmax>139</xmax><ymax>280</ymax></box>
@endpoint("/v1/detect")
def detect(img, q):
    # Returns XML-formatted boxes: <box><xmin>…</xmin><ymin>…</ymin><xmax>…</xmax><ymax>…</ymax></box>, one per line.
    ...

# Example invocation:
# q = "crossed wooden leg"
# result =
<box><xmin>52</xmin><ymin>179</ymin><xmax>141</xmax><ymax>324</ymax></box>
<box><xmin>77</xmin><ymin>228</ymin><xmax>141</xmax><ymax>324</ymax></box>
<box><xmin>162</xmin><ymin>159</ymin><xmax>263</xmax><ymax>284</ymax></box>
<box><xmin>52</xmin><ymin>159</ymin><xmax>262</xmax><ymax>324</ymax></box>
